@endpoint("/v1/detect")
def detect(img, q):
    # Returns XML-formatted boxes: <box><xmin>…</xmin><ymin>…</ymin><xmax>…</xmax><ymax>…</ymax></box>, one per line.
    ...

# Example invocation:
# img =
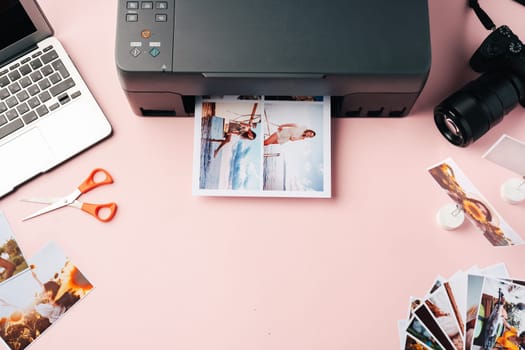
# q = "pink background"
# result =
<box><xmin>2</xmin><ymin>0</ymin><xmax>525</xmax><ymax>349</ymax></box>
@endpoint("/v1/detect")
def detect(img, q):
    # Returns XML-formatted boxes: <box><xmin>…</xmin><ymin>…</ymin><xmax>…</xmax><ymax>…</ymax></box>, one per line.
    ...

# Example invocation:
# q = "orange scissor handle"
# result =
<box><xmin>80</xmin><ymin>202</ymin><xmax>118</xmax><ymax>222</ymax></box>
<box><xmin>78</xmin><ymin>168</ymin><xmax>114</xmax><ymax>194</ymax></box>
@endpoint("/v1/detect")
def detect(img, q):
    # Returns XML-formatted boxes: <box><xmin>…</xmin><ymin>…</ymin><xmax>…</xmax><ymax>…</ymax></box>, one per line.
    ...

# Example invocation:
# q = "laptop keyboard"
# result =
<box><xmin>0</xmin><ymin>45</ymin><xmax>81</xmax><ymax>141</ymax></box>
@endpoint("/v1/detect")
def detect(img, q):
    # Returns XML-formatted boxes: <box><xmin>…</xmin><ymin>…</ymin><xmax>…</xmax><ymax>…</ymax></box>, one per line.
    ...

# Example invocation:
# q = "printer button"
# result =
<box><xmin>141</xmin><ymin>30</ymin><xmax>152</xmax><ymax>39</ymax></box>
<box><xmin>130</xmin><ymin>48</ymin><xmax>142</xmax><ymax>57</ymax></box>
<box><xmin>149</xmin><ymin>48</ymin><xmax>160</xmax><ymax>57</ymax></box>
<box><xmin>141</xmin><ymin>1</ymin><xmax>153</xmax><ymax>9</ymax></box>
<box><xmin>155</xmin><ymin>14</ymin><xmax>168</xmax><ymax>22</ymax></box>
<box><xmin>155</xmin><ymin>2</ymin><xmax>168</xmax><ymax>10</ymax></box>
<box><xmin>126</xmin><ymin>13</ymin><xmax>139</xmax><ymax>22</ymax></box>
<box><xmin>126</xmin><ymin>2</ymin><xmax>139</xmax><ymax>9</ymax></box>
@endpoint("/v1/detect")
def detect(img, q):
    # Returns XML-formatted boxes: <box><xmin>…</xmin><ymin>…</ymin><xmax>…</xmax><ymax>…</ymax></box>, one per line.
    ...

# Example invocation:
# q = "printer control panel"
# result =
<box><xmin>116</xmin><ymin>0</ymin><xmax>174</xmax><ymax>72</ymax></box>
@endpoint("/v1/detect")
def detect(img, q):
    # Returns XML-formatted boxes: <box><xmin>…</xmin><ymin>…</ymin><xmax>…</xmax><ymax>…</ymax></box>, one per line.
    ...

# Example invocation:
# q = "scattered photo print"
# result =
<box><xmin>428</xmin><ymin>158</ymin><xmax>524</xmax><ymax>246</ymax></box>
<box><xmin>483</xmin><ymin>134</ymin><xmax>525</xmax><ymax>176</ymax></box>
<box><xmin>414</xmin><ymin>304</ymin><xmax>455</xmax><ymax>350</ymax></box>
<box><xmin>0</xmin><ymin>212</ymin><xmax>28</xmax><ymax>283</ymax></box>
<box><xmin>404</xmin><ymin>333</ymin><xmax>432</xmax><ymax>350</ymax></box>
<box><xmin>406</xmin><ymin>316</ymin><xmax>446</xmax><ymax>350</ymax></box>
<box><xmin>471</xmin><ymin>277</ymin><xmax>525</xmax><ymax>350</ymax></box>
<box><xmin>193</xmin><ymin>96</ymin><xmax>331</xmax><ymax>197</ymax></box>
<box><xmin>425</xmin><ymin>285</ymin><xmax>464</xmax><ymax>350</ymax></box>
<box><xmin>0</xmin><ymin>242</ymin><xmax>93</xmax><ymax>350</ymax></box>
<box><xmin>400</xmin><ymin>265</ymin><xmax>512</xmax><ymax>350</ymax></box>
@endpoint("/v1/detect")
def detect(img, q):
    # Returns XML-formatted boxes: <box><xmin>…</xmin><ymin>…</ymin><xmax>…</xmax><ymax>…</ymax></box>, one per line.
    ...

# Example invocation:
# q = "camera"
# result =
<box><xmin>434</xmin><ymin>25</ymin><xmax>525</xmax><ymax>147</ymax></box>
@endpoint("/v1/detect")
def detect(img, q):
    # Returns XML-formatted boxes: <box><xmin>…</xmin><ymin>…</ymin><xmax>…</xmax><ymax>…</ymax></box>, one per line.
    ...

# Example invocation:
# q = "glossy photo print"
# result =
<box><xmin>425</xmin><ymin>285</ymin><xmax>464</xmax><ymax>350</ymax></box>
<box><xmin>470</xmin><ymin>277</ymin><xmax>525</xmax><ymax>350</ymax></box>
<box><xmin>428</xmin><ymin>158</ymin><xmax>524</xmax><ymax>246</ymax></box>
<box><xmin>406</xmin><ymin>316</ymin><xmax>446</xmax><ymax>350</ymax></box>
<box><xmin>0</xmin><ymin>212</ymin><xmax>27</xmax><ymax>284</ymax></box>
<box><xmin>193</xmin><ymin>96</ymin><xmax>263</xmax><ymax>194</ymax></box>
<box><xmin>0</xmin><ymin>242</ymin><xmax>93</xmax><ymax>350</ymax></box>
<box><xmin>262</xmin><ymin>96</ymin><xmax>331</xmax><ymax>197</ymax></box>
<box><xmin>483</xmin><ymin>134</ymin><xmax>525</xmax><ymax>176</ymax></box>
<box><xmin>193</xmin><ymin>96</ymin><xmax>331</xmax><ymax>197</ymax></box>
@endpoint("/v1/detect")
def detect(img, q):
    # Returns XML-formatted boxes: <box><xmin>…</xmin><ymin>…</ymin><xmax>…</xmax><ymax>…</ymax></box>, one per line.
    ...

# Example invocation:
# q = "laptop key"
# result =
<box><xmin>0</xmin><ymin>102</ymin><xmax>6</xmax><ymax>113</ymax></box>
<box><xmin>49</xmin><ymin>103</ymin><xmax>59</xmax><ymax>111</ymax></box>
<box><xmin>50</xmin><ymin>78</ymin><xmax>75</xmax><ymax>97</ymax></box>
<box><xmin>36</xmin><ymin>105</ymin><xmax>48</xmax><ymax>117</ymax></box>
<box><xmin>38</xmin><ymin>91</ymin><xmax>51</xmax><ymax>103</ymax></box>
<box><xmin>0</xmin><ymin>115</ymin><xmax>6</xmax><ymax>126</ymax></box>
<box><xmin>30</xmin><ymin>71</ymin><xmax>43</xmax><ymax>82</ymax></box>
<box><xmin>5</xmin><ymin>109</ymin><xmax>18</xmax><ymax>121</ymax></box>
<box><xmin>51</xmin><ymin>59</ymin><xmax>70</xmax><ymax>78</ymax></box>
<box><xmin>19</xmin><ymin>76</ymin><xmax>32</xmax><ymax>88</ymax></box>
<box><xmin>27</xmin><ymin>97</ymin><xmax>40</xmax><ymax>109</ymax></box>
<box><xmin>0</xmin><ymin>118</ymin><xmax>24</xmax><ymax>140</ymax></box>
<box><xmin>8</xmin><ymin>70</ymin><xmax>20</xmax><ymax>82</ymax></box>
<box><xmin>0</xmin><ymin>76</ymin><xmax>9</xmax><ymax>88</ymax></box>
<box><xmin>40</xmin><ymin>65</ymin><xmax>53</xmax><ymax>76</ymax></box>
<box><xmin>16</xmin><ymin>90</ymin><xmax>29</xmax><ymax>102</ymax></box>
<box><xmin>40</xmin><ymin>50</ymin><xmax>58</xmax><ymax>64</ymax></box>
<box><xmin>49</xmin><ymin>73</ymin><xmax>61</xmax><ymax>84</ymax></box>
<box><xmin>29</xmin><ymin>58</ymin><xmax>43</xmax><ymax>70</ymax></box>
<box><xmin>19</xmin><ymin>64</ymin><xmax>32</xmax><ymax>76</ymax></box>
<box><xmin>38</xmin><ymin>78</ymin><xmax>51</xmax><ymax>90</ymax></box>
<box><xmin>0</xmin><ymin>88</ymin><xmax>9</xmax><ymax>100</ymax></box>
<box><xmin>8</xmin><ymin>82</ymin><xmax>21</xmax><ymax>94</ymax></box>
<box><xmin>6</xmin><ymin>96</ymin><xmax>18</xmax><ymax>108</ymax></box>
<box><xmin>27</xmin><ymin>84</ymin><xmax>40</xmax><ymax>96</ymax></box>
<box><xmin>17</xmin><ymin>103</ymin><xmax>29</xmax><ymax>115</ymax></box>
<box><xmin>21</xmin><ymin>110</ymin><xmax>37</xmax><ymax>125</ymax></box>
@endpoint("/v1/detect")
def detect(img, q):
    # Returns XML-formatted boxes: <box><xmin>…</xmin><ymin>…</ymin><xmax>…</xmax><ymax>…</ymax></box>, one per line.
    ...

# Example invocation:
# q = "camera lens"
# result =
<box><xmin>434</xmin><ymin>72</ymin><xmax>524</xmax><ymax>147</ymax></box>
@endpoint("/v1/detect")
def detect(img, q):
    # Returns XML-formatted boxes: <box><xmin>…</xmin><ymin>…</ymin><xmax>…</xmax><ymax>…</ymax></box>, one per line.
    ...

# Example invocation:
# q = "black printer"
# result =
<box><xmin>115</xmin><ymin>0</ymin><xmax>431</xmax><ymax>117</ymax></box>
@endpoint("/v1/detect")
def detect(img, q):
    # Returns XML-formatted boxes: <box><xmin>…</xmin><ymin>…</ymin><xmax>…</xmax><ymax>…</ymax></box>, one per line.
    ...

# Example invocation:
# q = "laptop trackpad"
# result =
<box><xmin>0</xmin><ymin>128</ymin><xmax>54</xmax><ymax>193</ymax></box>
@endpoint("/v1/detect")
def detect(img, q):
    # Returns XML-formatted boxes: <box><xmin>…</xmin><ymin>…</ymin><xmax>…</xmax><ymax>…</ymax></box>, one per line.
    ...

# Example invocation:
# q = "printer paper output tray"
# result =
<box><xmin>116</xmin><ymin>0</ymin><xmax>431</xmax><ymax>117</ymax></box>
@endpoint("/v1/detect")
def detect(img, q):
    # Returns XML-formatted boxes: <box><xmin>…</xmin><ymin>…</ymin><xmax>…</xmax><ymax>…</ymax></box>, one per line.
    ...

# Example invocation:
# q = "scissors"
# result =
<box><xmin>21</xmin><ymin>168</ymin><xmax>117</xmax><ymax>222</ymax></box>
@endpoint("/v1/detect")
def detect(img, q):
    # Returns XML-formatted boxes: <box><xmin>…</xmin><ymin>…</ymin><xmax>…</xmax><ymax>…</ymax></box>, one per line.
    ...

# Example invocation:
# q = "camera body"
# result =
<box><xmin>434</xmin><ymin>25</ymin><xmax>525</xmax><ymax>146</ymax></box>
<box><xmin>470</xmin><ymin>25</ymin><xmax>525</xmax><ymax>105</ymax></box>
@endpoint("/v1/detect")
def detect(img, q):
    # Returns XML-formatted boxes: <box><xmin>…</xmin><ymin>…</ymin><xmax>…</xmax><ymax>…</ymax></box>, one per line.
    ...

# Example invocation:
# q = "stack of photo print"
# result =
<box><xmin>398</xmin><ymin>263</ymin><xmax>525</xmax><ymax>350</ymax></box>
<box><xmin>0</xmin><ymin>212</ymin><xmax>93</xmax><ymax>350</ymax></box>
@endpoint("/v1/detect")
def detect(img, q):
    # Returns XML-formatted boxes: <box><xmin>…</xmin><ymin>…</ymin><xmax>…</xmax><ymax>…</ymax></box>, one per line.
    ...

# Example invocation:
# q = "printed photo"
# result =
<box><xmin>0</xmin><ymin>242</ymin><xmax>93</xmax><ymax>350</ymax></box>
<box><xmin>406</xmin><ymin>316</ymin><xmax>446</xmax><ymax>350</ymax></box>
<box><xmin>425</xmin><ymin>285</ymin><xmax>464</xmax><ymax>350</ymax></box>
<box><xmin>404</xmin><ymin>333</ymin><xmax>432</xmax><ymax>350</ymax></box>
<box><xmin>428</xmin><ymin>158</ymin><xmax>524</xmax><ymax>246</ymax></box>
<box><xmin>483</xmin><ymin>134</ymin><xmax>525</xmax><ymax>176</ymax></box>
<box><xmin>414</xmin><ymin>304</ymin><xmax>456</xmax><ymax>350</ymax></box>
<box><xmin>262</xmin><ymin>96</ymin><xmax>330</xmax><ymax>196</ymax></box>
<box><xmin>193</xmin><ymin>96</ymin><xmax>331</xmax><ymax>197</ymax></box>
<box><xmin>0</xmin><ymin>212</ymin><xmax>28</xmax><ymax>283</ymax></box>
<box><xmin>470</xmin><ymin>277</ymin><xmax>525</xmax><ymax>350</ymax></box>
<box><xmin>194</xmin><ymin>96</ymin><xmax>263</xmax><ymax>193</ymax></box>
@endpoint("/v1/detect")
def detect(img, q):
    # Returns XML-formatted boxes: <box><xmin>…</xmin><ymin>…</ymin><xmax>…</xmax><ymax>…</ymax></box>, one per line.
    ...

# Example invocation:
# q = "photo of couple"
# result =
<box><xmin>193</xmin><ymin>96</ymin><xmax>331</xmax><ymax>197</ymax></box>
<box><xmin>0</xmin><ymin>242</ymin><xmax>93</xmax><ymax>350</ymax></box>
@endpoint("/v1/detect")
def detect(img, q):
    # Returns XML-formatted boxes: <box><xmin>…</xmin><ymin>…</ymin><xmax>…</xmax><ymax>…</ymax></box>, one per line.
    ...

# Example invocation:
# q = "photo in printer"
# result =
<box><xmin>193</xmin><ymin>96</ymin><xmax>263</xmax><ymax>193</ymax></box>
<box><xmin>192</xmin><ymin>96</ymin><xmax>331</xmax><ymax>197</ymax></box>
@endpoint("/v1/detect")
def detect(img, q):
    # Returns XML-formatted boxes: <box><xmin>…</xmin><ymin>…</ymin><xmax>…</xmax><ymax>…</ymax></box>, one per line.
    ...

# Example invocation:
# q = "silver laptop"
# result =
<box><xmin>0</xmin><ymin>0</ymin><xmax>112</xmax><ymax>197</ymax></box>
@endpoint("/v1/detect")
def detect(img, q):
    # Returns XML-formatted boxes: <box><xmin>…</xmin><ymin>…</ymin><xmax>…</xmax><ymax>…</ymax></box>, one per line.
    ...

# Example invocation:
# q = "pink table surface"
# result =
<box><xmin>2</xmin><ymin>1</ymin><xmax>525</xmax><ymax>349</ymax></box>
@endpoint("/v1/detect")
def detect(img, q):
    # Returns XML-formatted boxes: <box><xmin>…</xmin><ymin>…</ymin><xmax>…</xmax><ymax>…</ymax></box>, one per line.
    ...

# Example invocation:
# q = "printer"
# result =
<box><xmin>115</xmin><ymin>0</ymin><xmax>431</xmax><ymax>117</ymax></box>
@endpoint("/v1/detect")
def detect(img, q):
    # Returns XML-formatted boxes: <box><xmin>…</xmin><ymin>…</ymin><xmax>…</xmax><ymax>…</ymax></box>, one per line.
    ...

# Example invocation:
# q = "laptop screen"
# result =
<box><xmin>0</xmin><ymin>1</ymin><xmax>37</xmax><ymax>51</ymax></box>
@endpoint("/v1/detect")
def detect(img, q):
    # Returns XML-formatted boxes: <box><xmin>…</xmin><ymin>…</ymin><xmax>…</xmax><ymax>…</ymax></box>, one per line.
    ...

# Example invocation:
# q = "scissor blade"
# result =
<box><xmin>21</xmin><ymin>198</ymin><xmax>71</xmax><ymax>221</ymax></box>
<box><xmin>20</xmin><ymin>197</ymin><xmax>61</xmax><ymax>204</ymax></box>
